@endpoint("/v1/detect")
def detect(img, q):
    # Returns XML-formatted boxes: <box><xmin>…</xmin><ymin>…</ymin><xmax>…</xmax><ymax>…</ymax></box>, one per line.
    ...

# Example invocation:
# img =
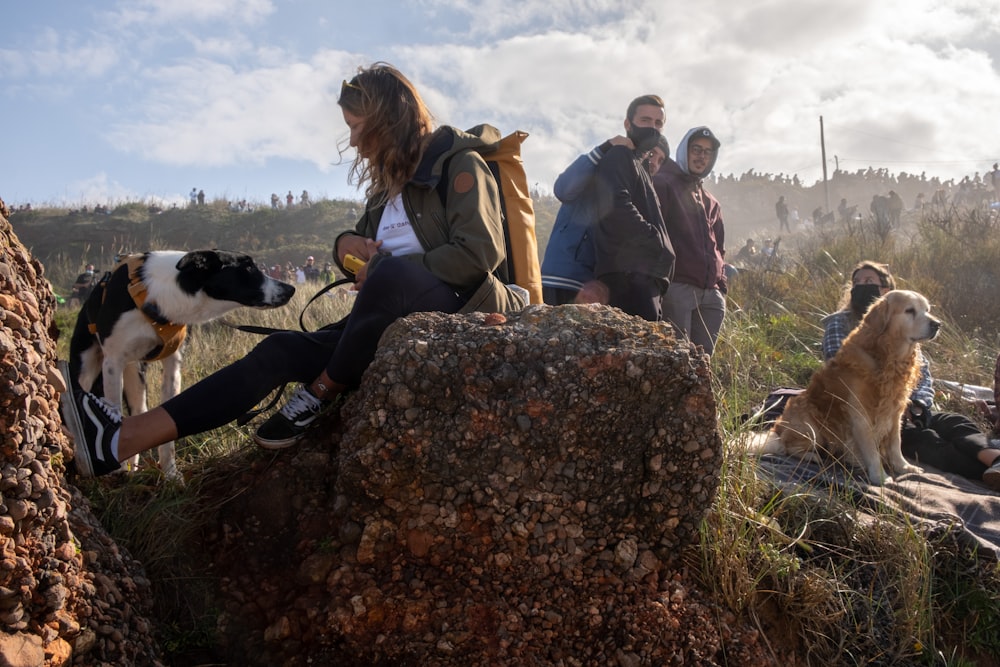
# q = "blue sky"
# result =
<box><xmin>3</xmin><ymin>0</ymin><xmax>1000</xmax><ymax>208</ymax></box>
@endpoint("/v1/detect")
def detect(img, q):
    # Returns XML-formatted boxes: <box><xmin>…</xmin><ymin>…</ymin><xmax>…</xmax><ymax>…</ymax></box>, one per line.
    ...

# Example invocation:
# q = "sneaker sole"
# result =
<box><xmin>252</xmin><ymin>432</ymin><xmax>306</xmax><ymax>450</ymax></box>
<box><xmin>57</xmin><ymin>360</ymin><xmax>95</xmax><ymax>477</ymax></box>
<box><xmin>983</xmin><ymin>469</ymin><xmax>1000</xmax><ymax>492</ymax></box>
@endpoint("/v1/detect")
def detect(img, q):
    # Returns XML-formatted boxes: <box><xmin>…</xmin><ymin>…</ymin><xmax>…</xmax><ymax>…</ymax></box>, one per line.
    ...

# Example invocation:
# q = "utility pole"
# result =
<box><xmin>820</xmin><ymin>116</ymin><xmax>830</xmax><ymax>213</ymax></box>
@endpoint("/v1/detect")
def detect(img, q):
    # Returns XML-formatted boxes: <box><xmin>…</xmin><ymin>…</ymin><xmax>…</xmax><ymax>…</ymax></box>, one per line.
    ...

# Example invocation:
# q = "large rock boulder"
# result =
<box><xmin>0</xmin><ymin>212</ymin><xmax>162</xmax><ymax>666</ymax></box>
<box><xmin>231</xmin><ymin>305</ymin><xmax>736</xmax><ymax>665</ymax></box>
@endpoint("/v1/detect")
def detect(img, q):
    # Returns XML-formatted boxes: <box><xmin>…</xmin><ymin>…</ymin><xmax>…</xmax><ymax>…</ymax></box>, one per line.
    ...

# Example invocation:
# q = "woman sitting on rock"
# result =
<box><xmin>64</xmin><ymin>62</ymin><xmax>523</xmax><ymax>477</ymax></box>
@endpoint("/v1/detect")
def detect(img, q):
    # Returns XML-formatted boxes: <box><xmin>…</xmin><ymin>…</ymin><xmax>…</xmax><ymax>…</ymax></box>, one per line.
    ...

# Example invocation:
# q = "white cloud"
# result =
<box><xmin>62</xmin><ymin>173</ymin><xmax>140</xmax><ymax>207</ymax></box>
<box><xmin>1</xmin><ymin>27</ymin><xmax>119</xmax><ymax>80</ymax></box>
<box><xmin>107</xmin><ymin>0</ymin><xmax>275</xmax><ymax>28</ymax></box>
<box><xmin>190</xmin><ymin>34</ymin><xmax>256</xmax><ymax>60</ymax></box>
<box><xmin>105</xmin><ymin>51</ymin><xmax>358</xmax><ymax>170</ymax></box>
<box><xmin>417</xmin><ymin>0</ymin><xmax>644</xmax><ymax>37</ymax></box>
<box><xmin>6</xmin><ymin>0</ymin><xmax>1000</xmax><ymax>206</ymax></box>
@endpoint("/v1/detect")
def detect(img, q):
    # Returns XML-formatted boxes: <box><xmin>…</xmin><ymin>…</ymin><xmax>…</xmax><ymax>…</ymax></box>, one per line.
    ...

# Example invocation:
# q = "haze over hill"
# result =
<box><xmin>9</xmin><ymin>163</ymin><xmax>991</xmax><ymax>298</ymax></box>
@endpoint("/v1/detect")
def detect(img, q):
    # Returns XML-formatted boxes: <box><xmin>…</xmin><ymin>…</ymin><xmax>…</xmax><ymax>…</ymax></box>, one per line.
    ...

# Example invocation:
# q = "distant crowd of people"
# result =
<box><xmin>262</xmin><ymin>255</ymin><xmax>333</xmax><ymax>285</ymax></box>
<box><xmin>183</xmin><ymin>188</ymin><xmax>313</xmax><ymax>211</ymax></box>
<box><xmin>766</xmin><ymin>165</ymin><xmax>999</xmax><ymax>235</ymax></box>
<box><xmin>270</xmin><ymin>190</ymin><xmax>311</xmax><ymax>210</ymax></box>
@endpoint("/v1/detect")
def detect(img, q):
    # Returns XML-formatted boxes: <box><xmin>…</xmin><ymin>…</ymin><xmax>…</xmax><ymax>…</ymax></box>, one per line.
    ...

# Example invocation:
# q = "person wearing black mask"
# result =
<box><xmin>822</xmin><ymin>261</ymin><xmax>1000</xmax><ymax>490</ymax></box>
<box><xmin>591</xmin><ymin>94</ymin><xmax>675</xmax><ymax>321</ymax></box>
<box><xmin>541</xmin><ymin>95</ymin><xmax>668</xmax><ymax>307</ymax></box>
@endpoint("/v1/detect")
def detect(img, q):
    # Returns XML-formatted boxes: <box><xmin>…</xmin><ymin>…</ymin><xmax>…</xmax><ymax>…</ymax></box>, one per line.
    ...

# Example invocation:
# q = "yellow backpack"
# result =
<box><xmin>438</xmin><ymin>130</ymin><xmax>543</xmax><ymax>305</ymax></box>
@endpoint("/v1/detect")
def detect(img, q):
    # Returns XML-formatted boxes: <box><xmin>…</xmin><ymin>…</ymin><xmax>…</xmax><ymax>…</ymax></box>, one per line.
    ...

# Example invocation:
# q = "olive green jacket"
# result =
<box><xmin>335</xmin><ymin>124</ymin><xmax>524</xmax><ymax>314</ymax></box>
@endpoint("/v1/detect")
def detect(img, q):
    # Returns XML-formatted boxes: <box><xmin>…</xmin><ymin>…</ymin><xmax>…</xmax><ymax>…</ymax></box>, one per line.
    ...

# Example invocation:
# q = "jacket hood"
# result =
<box><xmin>675</xmin><ymin>126</ymin><xmax>721</xmax><ymax>179</ymax></box>
<box><xmin>411</xmin><ymin>124</ymin><xmax>504</xmax><ymax>188</ymax></box>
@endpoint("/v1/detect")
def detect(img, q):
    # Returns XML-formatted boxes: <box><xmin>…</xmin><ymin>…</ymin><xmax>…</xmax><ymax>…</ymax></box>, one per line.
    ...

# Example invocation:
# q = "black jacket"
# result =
<box><xmin>592</xmin><ymin>145</ymin><xmax>675</xmax><ymax>283</ymax></box>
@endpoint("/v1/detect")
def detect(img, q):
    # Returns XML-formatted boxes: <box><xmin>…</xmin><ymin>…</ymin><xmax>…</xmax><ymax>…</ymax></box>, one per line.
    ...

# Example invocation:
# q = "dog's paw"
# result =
<box><xmin>889</xmin><ymin>461</ymin><xmax>922</xmax><ymax>478</ymax></box>
<box><xmin>867</xmin><ymin>467</ymin><xmax>894</xmax><ymax>486</ymax></box>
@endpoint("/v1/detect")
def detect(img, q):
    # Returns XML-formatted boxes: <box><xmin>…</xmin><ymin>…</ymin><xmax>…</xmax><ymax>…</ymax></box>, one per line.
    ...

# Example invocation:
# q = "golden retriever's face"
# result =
<box><xmin>865</xmin><ymin>290</ymin><xmax>940</xmax><ymax>343</ymax></box>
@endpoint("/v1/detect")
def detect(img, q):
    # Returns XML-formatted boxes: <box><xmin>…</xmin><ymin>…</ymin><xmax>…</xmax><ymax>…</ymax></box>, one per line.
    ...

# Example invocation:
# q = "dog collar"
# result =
<box><xmin>123</xmin><ymin>254</ymin><xmax>188</xmax><ymax>361</ymax></box>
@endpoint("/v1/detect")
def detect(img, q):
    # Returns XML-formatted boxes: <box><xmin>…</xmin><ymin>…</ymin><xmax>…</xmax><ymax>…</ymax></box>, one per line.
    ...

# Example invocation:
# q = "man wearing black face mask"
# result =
<box><xmin>591</xmin><ymin>95</ymin><xmax>675</xmax><ymax>321</ymax></box>
<box><xmin>541</xmin><ymin>95</ymin><xmax>668</xmax><ymax>306</ymax></box>
<box><xmin>822</xmin><ymin>261</ymin><xmax>1000</xmax><ymax>489</ymax></box>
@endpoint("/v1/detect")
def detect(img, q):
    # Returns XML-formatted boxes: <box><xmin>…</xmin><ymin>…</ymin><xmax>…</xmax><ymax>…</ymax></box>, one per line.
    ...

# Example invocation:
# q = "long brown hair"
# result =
<box><xmin>338</xmin><ymin>62</ymin><xmax>434</xmax><ymax>203</ymax></box>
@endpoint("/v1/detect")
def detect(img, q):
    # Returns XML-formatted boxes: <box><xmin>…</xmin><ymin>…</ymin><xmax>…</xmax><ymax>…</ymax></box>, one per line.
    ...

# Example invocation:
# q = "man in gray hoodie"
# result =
<box><xmin>653</xmin><ymin>126</ymin><xmax>726</xmax><ymax>355</ymax></box>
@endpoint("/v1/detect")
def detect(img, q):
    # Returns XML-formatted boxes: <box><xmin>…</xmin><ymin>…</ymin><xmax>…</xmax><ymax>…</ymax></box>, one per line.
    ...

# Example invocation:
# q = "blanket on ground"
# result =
<box><xmin>756</xmin><ymin>454</ymin><xmax>1000</xmax><ymax>560</ymax></box>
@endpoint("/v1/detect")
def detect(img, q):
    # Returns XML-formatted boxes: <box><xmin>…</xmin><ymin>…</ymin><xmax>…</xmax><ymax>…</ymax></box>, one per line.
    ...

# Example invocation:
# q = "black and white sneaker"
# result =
<box><xmin>60</xmin><ymin>388</ymin><xmax>122</xmax><ymax>477</ymax></box>
<box><xmin>253</xmin><ymin>385</ymin><xmax>328</xmax><ymax>450</ymax></box>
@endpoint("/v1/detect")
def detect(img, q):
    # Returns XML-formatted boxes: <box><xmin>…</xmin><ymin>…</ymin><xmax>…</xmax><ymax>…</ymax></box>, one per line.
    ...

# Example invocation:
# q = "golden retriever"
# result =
<box><xmin>757</xmin><ymin>290</ymin><xmax>941</xmax><ymax>484</ymax></box>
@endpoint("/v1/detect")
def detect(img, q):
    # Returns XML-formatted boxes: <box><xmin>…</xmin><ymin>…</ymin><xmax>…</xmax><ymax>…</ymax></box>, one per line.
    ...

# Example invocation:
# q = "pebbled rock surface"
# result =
<box><xmin>0</xmin><ymin>211</ymin><xmax>163</xmax><ymax>666</ymax></box>
<box><xmin>204</xmin><ymin>306</ymin><xmax>770</xmax><ymax>665</ymax></box>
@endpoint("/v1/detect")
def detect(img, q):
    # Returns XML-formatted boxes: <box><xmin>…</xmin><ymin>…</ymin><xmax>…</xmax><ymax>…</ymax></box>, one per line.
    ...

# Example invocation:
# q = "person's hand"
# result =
<box><xmin>336</xmin><ymin>235</ymin><xmax>382</xmax><ymax>264</ymax></box>
<box><xmin>907</xmin><ymin>401</ymin><xmax>930</xmax><ymax>429</ymax></box>
<box><xmin>574</xmin><ymin>280</ymin><xmax>609</xmax><ymax>305</ymax></box>
<box><xmin>608</xmin><ymin>135</ymin><xmax>635</xmax><ymax>150</ymax></box>
<box><xmin>353</xmin><ymin>260</ymin><xmax>370</xmax><ymax>291</ymax></box>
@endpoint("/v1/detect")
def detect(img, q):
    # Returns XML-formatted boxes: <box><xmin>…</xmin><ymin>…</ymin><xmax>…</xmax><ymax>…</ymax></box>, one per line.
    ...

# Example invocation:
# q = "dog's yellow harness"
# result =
<box><xmin>87</xmin><ymin>254</ymin><xmax>187</xmax><ymax>362</ymax></box>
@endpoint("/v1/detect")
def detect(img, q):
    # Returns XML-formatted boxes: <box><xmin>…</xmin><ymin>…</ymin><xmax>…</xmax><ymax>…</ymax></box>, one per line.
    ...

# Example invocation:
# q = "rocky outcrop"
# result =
<box><xmin>328</xmin><ymin>306</ymin><xmax>733</xmax><ymax>663</ymax></box>
<box><xmin>205</xmin><ymin>306</ymin><xmax>768</xmax><ymax>665</ymax></box>
<box><xmin>0</xmin><ymin>212</ymin><xmax>162</xmax><ymax>666</ymax></box>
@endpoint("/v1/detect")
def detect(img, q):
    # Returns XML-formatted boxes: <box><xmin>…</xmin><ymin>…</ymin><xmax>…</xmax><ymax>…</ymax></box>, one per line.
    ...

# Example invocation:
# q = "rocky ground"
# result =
<box><xmin>183</xmin><ymin>307</ymin><xmax>777</xmax><ymax>666</ymax></box>
<box><xmin>0</xmin><ymin>207</ymin><xmax>163</xmax><ymax>666</ymax></box>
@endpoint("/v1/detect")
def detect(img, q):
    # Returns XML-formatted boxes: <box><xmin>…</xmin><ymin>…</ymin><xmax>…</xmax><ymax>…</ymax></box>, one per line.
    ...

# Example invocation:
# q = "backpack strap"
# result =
<box><xmin>435</xmin><ymin>151</ymin><xmax>515</xmax><ymax>287</ymax></box>
<box><xmin>434</xmin><ymin>155</ymin><xmax>454</xmax><ymax>206</ymax></box>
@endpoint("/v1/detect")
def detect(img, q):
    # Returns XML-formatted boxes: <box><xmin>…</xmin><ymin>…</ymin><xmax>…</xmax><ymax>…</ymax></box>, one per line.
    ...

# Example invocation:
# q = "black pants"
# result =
<box><xmin>162</xmin><ymin>257</ymin><xmax>466</xmax><ymax>438</ymax></box>
<box><xmin>600</xmin><ymin>272</ymin><xmax>665</xmax><ymax>322</ymax></box>
<box><xmin>542</xmin><ymin>286</ymin><xmax>579</xmax><ymax>306</ymax></box>
<box><xmin>901</xmin><ymin>411</ymin><xmax>998</xmax><ymax>480</ymax></box>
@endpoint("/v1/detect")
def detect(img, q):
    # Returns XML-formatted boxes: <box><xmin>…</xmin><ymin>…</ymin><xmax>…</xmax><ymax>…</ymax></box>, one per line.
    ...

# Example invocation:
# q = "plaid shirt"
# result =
<box><xmin>821</xmin><ymin>310</ymin><xmax>934</xmax><ymax>408</ymax></box>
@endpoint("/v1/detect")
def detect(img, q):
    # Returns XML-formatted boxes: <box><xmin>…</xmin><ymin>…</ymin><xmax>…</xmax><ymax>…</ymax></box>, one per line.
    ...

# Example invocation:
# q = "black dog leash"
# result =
<box><xmin>221</xmin><ymin>278</ymin><xmax>355</xmax><ymax>425</ymax></box>
<box><xmin>220</xmin><ymin>277</ymin><xmax>355</xmax><ymax>336</ymax></box>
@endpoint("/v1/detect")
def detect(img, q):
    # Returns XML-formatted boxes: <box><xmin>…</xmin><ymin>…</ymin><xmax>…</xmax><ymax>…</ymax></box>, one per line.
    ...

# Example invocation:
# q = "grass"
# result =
<box><xmin>64</xmin><ymin>283</ymin><xmax>355</xmax><ymax>657</ymax></box>
<box><xmin>53</xmin><ymin>204</ymin><xmax>1000</xmax><ymax>664</ymax></box>
<box><xmin>706</xmin><ymin>208</ymin><xmax>1000</xmax><ymax>665</ymax></box>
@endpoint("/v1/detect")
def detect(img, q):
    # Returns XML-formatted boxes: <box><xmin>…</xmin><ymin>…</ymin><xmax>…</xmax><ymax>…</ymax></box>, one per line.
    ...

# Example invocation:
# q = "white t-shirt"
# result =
<box><xmin>376</xmin><ymin>194</ymin><xmax>423</xmax><ymax>256</ymax></box>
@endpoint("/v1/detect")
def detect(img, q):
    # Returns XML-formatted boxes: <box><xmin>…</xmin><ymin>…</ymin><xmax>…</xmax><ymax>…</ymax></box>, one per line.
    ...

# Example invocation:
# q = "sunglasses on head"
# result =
<box><xmin>341</xmin><ymin>79</ymin><xmax>363</xmax><ymax>94</ymax></box>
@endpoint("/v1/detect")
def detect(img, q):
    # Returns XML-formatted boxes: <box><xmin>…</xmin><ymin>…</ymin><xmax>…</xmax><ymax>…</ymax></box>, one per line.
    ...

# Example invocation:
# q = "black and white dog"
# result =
<box><xmin>67</xmin><ymin>250</ymin><xmax>295</xmax><ymax>480</ymax></box>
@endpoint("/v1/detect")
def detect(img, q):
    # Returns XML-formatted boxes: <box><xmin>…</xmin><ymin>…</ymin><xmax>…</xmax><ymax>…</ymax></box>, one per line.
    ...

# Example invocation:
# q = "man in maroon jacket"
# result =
<box><xmin>653</xmin><ymin>126</ymin><xmax>726</xmax><ymax>356</ymax></box>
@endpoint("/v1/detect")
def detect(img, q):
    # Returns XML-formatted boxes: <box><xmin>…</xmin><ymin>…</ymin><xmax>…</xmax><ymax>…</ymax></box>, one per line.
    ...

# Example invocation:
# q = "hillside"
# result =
<box><xmin>9</xmin><ymin>199</ymin><xmax>363</xmax><ymax>292</ymax></box>
<box><xmin>8</xmin><ymin>165</ymin><xmax>972</xmax><ymax>296</ymax></box>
